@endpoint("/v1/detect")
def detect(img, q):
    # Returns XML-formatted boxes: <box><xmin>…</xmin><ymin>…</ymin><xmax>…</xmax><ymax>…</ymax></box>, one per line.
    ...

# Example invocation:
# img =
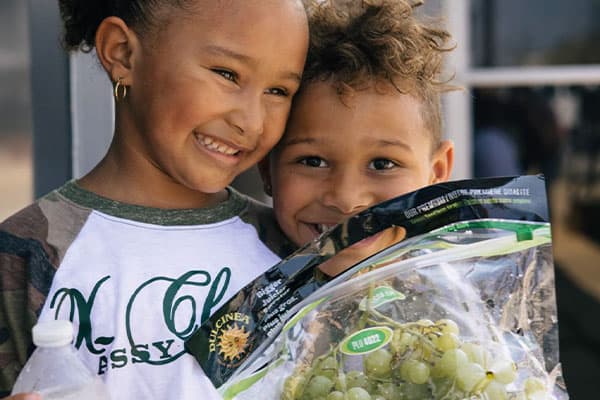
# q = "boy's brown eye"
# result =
<box><xmin>299</xmin><ymin>156</ymin><xmax>327</xmax><ymax>168</ymax></box>
<box><xmin>369</xmin><ymin>159</ymin><xmax>396</xmax><ymax>170</ymax></box>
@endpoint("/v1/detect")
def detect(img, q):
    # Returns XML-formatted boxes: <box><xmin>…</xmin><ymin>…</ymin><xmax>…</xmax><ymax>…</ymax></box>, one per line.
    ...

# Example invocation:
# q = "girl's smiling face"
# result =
<box><xmin>265</xmin><ymin>81</ymin><xmax>453</xmax><ymax>257</ymax></box>
<box><xmin>113</xmin><ymin>0</ymin><xmax>308</xmax><ymax>205</ymax></box>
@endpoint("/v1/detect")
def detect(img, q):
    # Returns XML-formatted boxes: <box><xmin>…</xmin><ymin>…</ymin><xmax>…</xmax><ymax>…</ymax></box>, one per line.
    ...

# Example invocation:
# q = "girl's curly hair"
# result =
<box><xmin>58</xmin><ymin>0</ymin><xmax>198</xmax><ymax>52</ymax></box>
<box><xmin>303</xmin><ymin>0</ymin><xmax>456</xmax><ymax>145</ymax></box>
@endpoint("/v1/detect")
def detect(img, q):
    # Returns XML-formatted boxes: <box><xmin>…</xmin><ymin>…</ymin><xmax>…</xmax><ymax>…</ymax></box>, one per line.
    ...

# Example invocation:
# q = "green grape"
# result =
<box><xmin>429</xmin><ymin>359</ymin><xmax>445</xmax><ymax>379</ymax></box>
<box><xmin>490</xmin><ymin>357</ymin><xmax>517</xmax><ymax>384</ymax></box>
<box><xmin>334</xmin><ymin>372</ymin><xmax>347</xmax><ymax>392</ymax></box>
<box><xmin>399</xmin><ymin>359</ymin><xmax>430</xmax><ymax>385</ymax></box>
<box><xmin>317</xmin><ymin>357</ymin><xmax>338</xmax><ymax>380</ymax></box>
<box><xmin>435</xmin><ymin>333</ymin><xmax>460</xmax><ymax>351</ymax></box>
<box><xmin>326</xmin><ymin>391</ymin><xmax>345</xmax><ymax>400</ymax></box>
<box><xmin>524</xmin><ymin>377</ymin><xmax>546</xmax><ymax>394</ymax></box>
<box><xmin>435</xmin><ymin>319</ymin><xmax>459</xmax><ymax>335</ymax></box>
<box><xmin>527</xmin><ymin>393</ymin><xmax>550</xmax><ymax>400</ymax></box>
<box><xmin>455</xmin><ymin>362</ymin><xmax>486</xmax><ymax>392</ymax></box>
<box><xmin>304</xmin><ymin>375</ymin><xmax>334</xmax><ymax>398</ymax></box>
<box><xmin>483</xmin><ymin>381</ymin><xmax>508</xmax><ymax>400</ymax></box>
<box><xmin>390</xmin><ymin>330</ymin><xmax>414</xmax><ymax>354</ymax></box>
<box><xmin>400</xmin><ymin>382</ymin><xmax>430</xmax><ymax>400</ymax></box>
<box><xmin>416</xmin><ymin>319</ymin><xmax>434</xmax><ymax>328</ymax></box>
<box><xmin>430</xmin><ymin>377</ymin><xmax>458</xmax><ymax>400</ymax></box>
<box><xmin>398</xmin><ymin>359</ymin><xmax>411</xmax><ymax>381</ymax></box>
<box><xmin>435</xmin><ymin>348</ymin><xmax>468</xmax><ymax>378</ymax></box>
<box><xmin>366</xmin><ymin>379</ymin><xmax>381</xmax><ymax>395</ymax></box>
<box><xmin>364</xmin><ymin>349</ymin><xmax>393</xmax><ymax>379</ymax></box>
<box><xmin>375</xmin><ymin>382</ymin><xmax>397</xmax><ymax>400</ymax></box>
<box><xmin>461</xmin><ymin>342</ymin><xmax>490</xmax><ymax>367</ymax></box>
<box><xmin>282</xmin><ymin>373</ymin><xmax>307</xmax><ymax>400</ymax></box>
<box><xmin>346</xmin><ymin>370</ymin><xmax>369</xmax><ymax>389</ymax></box>
<box><xmin>347</xmin><ymin>387</ymin><xmax>372</xmax><ymax>400</ymax></box>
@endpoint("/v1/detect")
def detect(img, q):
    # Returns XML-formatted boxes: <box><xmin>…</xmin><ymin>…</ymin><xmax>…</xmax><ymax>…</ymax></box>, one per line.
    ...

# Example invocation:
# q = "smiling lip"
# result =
<box><xmin>193</xmin><ymin>132</ymin><xmax>251</xmax><ymax>163</ymax></box>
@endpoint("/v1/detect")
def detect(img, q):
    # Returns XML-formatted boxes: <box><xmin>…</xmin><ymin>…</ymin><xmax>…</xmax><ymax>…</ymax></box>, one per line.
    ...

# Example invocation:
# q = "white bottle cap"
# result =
<box><xmin>32</xmin><ymin>320</ymin><xmax>74</xmax><ymax>347</ymax></box>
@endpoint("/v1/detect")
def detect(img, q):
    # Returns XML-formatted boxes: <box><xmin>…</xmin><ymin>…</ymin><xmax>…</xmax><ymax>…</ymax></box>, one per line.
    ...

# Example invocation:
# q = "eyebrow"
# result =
<box><xmin>204</xmin><ymin>44</ymin><xmax>253</xmax><ymax>63</ymax></box>
<box><xmin>203</xmin><ymin>45</ymin><xmax>302</xmax><ymax>83</ymax></box>
<box><xmin>282</xmin><ymin>137</ymin><xmax>413</xmax><ymax>151</ymax></box>
<box><xmin>375</xmin><ymin>139</ymin><xmax>413</xmax><ymax>151</ymax></box>
<box><xmin>281</xmin><ymin>137</ymin><xmax>318</xmax><ymax>147</ymax></box>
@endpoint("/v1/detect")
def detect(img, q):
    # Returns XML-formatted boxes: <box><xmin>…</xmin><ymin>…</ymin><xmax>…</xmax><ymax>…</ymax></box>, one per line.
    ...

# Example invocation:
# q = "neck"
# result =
<box><xmin>79</xmin><ymin>137</ymin><xmax>228</xmax><ymax>210</ymax></box>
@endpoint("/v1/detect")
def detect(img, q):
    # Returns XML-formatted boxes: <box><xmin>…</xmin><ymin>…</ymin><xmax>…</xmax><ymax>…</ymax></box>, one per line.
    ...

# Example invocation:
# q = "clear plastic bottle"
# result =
<box><xmin>11</xmin><ymin>320</ymin><xmax>111</xmax><ymax>399</ymax></box>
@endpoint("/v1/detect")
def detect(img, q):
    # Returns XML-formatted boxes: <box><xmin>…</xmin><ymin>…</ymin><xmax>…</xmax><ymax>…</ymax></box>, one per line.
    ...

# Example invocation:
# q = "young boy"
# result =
<box><xmin>260</xmin><ymin>0</ymin><xmax>456</xmax><ymax>275</ymax></box>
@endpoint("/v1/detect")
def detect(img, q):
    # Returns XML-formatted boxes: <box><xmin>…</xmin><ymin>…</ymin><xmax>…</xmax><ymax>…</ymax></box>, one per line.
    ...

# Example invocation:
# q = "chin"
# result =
<box><xmin>188</xmin><ymin>177</ymin><xmax>234</xmax><ymax>194</ymax></box>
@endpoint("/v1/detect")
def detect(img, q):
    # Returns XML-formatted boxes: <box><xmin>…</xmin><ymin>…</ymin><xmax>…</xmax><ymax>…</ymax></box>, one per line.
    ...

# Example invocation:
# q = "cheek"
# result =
<box><xmin>272</xmin><ymin>178</ymin><xmax>304</xmax><ymax>212</ymax></box>
<box><xmin>140</xmin><ymin>90</ymin><xmax>206</xmax><ymax>133</ymax></box>
<box><xmin>272</xmin><ymin>175</ymin><xmax>315</xmax><ymax>218</ymax></box>
<box><xmin>264</xmin><ymin>106</ymin><xmax>293</xmax><ymax>139</ymax></box>
<box><xmin>375</xmin><ymin>178</ymin><xmax>427</xmax><ymax>203</ymax></box>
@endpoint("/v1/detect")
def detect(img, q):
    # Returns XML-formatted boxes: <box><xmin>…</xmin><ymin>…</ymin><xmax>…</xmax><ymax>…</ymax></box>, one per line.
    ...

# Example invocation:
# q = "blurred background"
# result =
<box><xmin>1</xmin><ymin>0</ymin><xmax>599</xmax><ymax>398</ymax></box>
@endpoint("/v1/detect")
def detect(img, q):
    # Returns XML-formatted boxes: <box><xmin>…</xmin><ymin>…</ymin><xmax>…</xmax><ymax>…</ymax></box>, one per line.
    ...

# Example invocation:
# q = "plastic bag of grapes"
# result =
<box><xmin>221</xmin><ymin>219</ymin><xmax>567</xmax><ymax>400</ymax></box>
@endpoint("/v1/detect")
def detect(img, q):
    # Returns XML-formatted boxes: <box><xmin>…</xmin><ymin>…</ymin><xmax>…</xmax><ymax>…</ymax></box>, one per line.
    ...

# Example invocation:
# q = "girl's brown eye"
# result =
<box><xmin>300</xmin><ymin>156</ymin><xmax>327</xmax><ymax>168</ymax></box>
<box><xmin>265</xmin><ymin>87</ymin><xmax>289</xmax><ymax>97</ymax></box>
<box><xmin>212</xmin><ymin>69</ymin><xmax>237</xmax><ymax>82</ymax></box>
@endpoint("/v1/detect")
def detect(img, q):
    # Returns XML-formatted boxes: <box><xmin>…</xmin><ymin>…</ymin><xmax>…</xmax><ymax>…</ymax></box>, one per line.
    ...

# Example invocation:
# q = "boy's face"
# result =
<box><xmin>265</xmin><ymin>81</ymin><xmax>453</xmax><ymax>253</ymax></box>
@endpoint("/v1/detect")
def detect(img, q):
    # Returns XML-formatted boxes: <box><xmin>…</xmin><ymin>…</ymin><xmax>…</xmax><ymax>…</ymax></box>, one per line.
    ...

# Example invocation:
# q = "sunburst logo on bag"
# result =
<box><xmin>218</xmin><ymin>323</ymin><xmax>250</xmax><ymax>362</ymax></box>
<box><xmin>208</xmin><ymin>312</ymin><xmax>253</xmax><ymax>367</ymax></box>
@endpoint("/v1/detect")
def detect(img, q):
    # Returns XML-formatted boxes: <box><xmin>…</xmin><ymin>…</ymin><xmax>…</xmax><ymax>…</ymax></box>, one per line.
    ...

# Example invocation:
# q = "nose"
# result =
<box><xmin>321</xmin><ymin>170</ymin><xmax>374</xmax><ymax>216</ymax></box>
<box><xmin>228</xmin><ymin>89</ymin><xmax>265</xmax><ymax>137</ymax></box>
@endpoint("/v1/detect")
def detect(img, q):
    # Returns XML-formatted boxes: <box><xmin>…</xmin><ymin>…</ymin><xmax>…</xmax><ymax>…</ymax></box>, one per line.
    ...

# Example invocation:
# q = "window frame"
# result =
<box><xmin>443</xmin><ymin>0</ymin><xmax>600</xmax><ymax>179</ymax></box>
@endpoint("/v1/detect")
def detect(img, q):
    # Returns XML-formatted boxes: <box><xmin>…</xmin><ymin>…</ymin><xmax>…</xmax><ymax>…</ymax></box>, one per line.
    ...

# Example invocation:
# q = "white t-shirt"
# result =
<box><xmin>3</xmin><ymin>181</ymin><xmax>291</xmax><ymax>399</ymax></box>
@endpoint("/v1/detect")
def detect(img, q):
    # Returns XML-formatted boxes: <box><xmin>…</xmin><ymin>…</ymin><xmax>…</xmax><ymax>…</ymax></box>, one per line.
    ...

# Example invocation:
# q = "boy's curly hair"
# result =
<box><xmin>303</xmin><ymin>0</ymin><xmax>455</xmax><ymax>145</ymax></box>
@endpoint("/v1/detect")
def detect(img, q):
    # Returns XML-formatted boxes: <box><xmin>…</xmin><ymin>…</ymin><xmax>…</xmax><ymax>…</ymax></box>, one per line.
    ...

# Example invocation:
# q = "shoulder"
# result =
<box><xmin>234</xmin><ymin>192</ymin><xmax>297</xmax><ymax>259</ymax></box>
<box><xmin>1</xmin><ymin>184</ymin><xmax>92</xmax><ymax>245</ymax></box>
<box><xmin>1</xmin><ymin>185</ymin><xmax>94</xmax><ymax>285</ymax></box>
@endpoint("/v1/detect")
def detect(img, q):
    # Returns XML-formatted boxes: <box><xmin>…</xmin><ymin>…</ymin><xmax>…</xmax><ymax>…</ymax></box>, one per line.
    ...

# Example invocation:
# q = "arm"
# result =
<box><xmin>0</xmin><ymin>222</ymin><xmax>54</xmax><ymax>395</ymax></box>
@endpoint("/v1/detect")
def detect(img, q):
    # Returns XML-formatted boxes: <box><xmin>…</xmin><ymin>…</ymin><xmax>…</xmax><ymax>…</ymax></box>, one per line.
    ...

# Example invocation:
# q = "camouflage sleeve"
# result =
<box><xmin>0</xmin><ymin>205</ymin><xmax>58</xmax><ymax>396</ymax></box>
<box><xmin>239</xmin><ymin>196</ymin><xmax>298</xmax><ymax>259</ymax></box>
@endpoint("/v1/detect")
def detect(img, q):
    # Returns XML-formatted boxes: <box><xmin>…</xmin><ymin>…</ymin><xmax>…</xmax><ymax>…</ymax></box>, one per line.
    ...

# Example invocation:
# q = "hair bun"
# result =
<box><xmin>58</xmin><ymin>0</ymin><xmax>111</xmax><ymax>51</ymax></box>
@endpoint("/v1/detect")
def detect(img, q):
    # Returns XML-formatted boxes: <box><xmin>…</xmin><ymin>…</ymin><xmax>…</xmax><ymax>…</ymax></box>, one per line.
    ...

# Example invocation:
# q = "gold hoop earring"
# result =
<box><xmin>113</xmin><ymin>77</ymin><xmax>127</xmax><ymax>101</ymax></box>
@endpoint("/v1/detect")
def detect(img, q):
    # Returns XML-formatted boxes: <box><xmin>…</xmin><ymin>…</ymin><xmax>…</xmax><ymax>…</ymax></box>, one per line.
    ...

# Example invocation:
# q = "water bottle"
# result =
<box><xmin>11</xmin><ymin>320</ymin><xmax>110</xmax><ymax>399</ymax></box>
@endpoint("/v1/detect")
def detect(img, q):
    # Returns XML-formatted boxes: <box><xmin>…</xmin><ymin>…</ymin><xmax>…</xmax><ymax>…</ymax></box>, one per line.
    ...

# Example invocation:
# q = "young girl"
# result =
<box><xmin>260</xmin><ymin>0</ymin><xmax>455</xmax><ymax>275</ymax></box>
<box><xmin>0</xmin><ymin>0</ymin><xmax>308</xmax><ymax>399</ymax></box>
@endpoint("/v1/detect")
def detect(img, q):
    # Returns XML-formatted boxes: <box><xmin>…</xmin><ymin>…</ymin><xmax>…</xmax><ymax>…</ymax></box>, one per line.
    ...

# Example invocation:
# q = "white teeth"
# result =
<box><xmin>196</xmin><ymin>133</ymin><xmax>239</xmax><ymax>156</ymax></box>
<box><xmin>315</xmin><ymin>224</ymin><xmax>336</xmax><ymax>234</ymax></box>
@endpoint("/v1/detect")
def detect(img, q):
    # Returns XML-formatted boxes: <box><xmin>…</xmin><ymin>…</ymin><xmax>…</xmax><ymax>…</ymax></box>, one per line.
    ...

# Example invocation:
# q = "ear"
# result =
<box><xmin>429</xmin><ymin>139</ymin><xmax>454</xmax><ymax>184</ymax></box>
<box><xmin>95</xmin><ymin>16</ymin><xmax>140</xmax><ymax>85</ymax></box>
<box><xmin>258</xmin><ymin>155</ymin><xmax>273</xmax><ymax>197</ymax></box>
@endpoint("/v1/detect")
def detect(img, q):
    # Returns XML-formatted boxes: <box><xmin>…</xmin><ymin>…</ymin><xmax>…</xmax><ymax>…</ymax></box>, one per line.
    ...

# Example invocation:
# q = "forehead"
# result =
<box><xmin>166</xmin><ymin>0</ymin><xmax>306</xmax><ymax>30</ymax></box>
<box><xmin>154</xmin><ymin>0</ymin><xmax>308</xmax><ymax>47</ymax></box>
<box><xmin>143</xmin><ymin>0</ymin><xmax>308</xmax><ymax>78</ymax></box>
<box><xmin>282</xmin><ymin>81</ymin><xmax>430</xmax><ymax>147</ymax></box>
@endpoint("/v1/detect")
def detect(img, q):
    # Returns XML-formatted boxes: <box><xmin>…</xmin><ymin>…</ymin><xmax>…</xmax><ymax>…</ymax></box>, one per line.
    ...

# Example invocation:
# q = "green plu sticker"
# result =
<box><xmin>340</xmin><ymin>326</ymin><xmax>393</xmax><ymax>355</ymax></box>
<box><xmin>358</xmin><ymin>286</ymin><xmax>405</xmax><ymax>311</ymax></box>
